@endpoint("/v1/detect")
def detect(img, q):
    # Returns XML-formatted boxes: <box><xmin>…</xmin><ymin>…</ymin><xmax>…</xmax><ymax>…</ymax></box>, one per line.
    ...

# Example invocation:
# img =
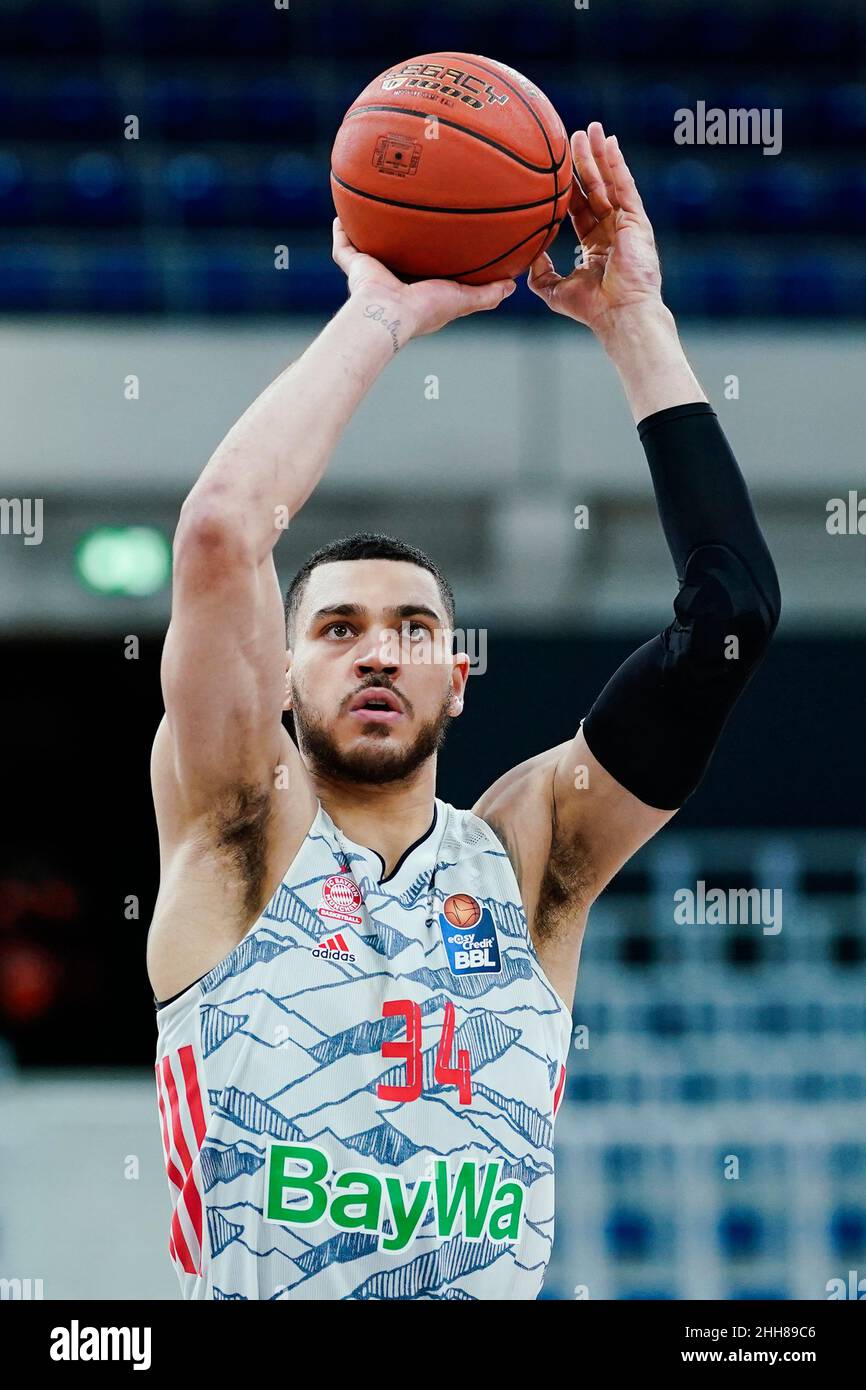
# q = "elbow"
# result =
<box><xmin>174</xmin><ymin>491</ymin><xmax>254</xmax><ymax>575</ymax></box>
<box><xmin>742</xmin><ymin>553</ymin><xmax>781</xmax><ymax>652</ymax></box>
<box><xmin>674</xmin><ymin>543</ymin><xmax>781</xmax><ymax>670</ymax></box>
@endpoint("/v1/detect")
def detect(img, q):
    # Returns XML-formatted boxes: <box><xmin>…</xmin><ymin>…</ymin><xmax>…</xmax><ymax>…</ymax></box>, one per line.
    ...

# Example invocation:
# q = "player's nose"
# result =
<box><xmin>353</xmin><ymin>626</ymin><xmax>401</xmax><ymax>675</ymax></box>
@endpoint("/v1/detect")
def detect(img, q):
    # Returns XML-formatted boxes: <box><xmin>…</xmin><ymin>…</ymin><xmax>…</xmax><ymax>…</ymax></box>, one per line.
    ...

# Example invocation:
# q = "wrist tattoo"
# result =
<box><xmin>364</xmin><ymin>302</ymin><xmax>403</xmax><ymax>354</ymax></box>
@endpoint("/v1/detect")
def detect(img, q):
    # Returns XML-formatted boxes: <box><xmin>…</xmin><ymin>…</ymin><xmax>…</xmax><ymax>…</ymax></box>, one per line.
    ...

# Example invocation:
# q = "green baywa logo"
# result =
<box><xmin>264</xmin><ymin>1141</ymin><xmax>526</xmax><ymax>1252</ymax></box>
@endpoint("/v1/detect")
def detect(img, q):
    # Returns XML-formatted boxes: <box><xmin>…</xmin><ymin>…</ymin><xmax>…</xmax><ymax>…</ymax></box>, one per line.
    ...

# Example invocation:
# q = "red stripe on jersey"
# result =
<box><xmin>156</xmin><ymin>1060</ymin><xmax>196</xmax><ymax>1272</ymax></box>
<box><xmin>171</xmin><ymin>1203</ymin><xmax>197</xmax><ymax>1275</ymax></box>
<box><xmin>160</xmin><ymin>1052</ymin><xmax>204</xmax><ymax>1274</ymax></box>
<box><xmin>552</xmin><ymin>1062</ymin><xmax>566</xmax><ymax>1118</ymax></box>
<box><xmin>154</xmin><ymin>1062</ymin><xmax>184</xmax><ymax>1191</ymax></box>
<box><xmin>334</xmin><ymin>933</ymin><xmax>350</xmax><ymax>952</ymax></box>
<box><xmin>179</xmin><ymin>1044</ymin><xmax>207</xmax><ymax>1148</ymax></box>
<box><xmin>161</xmin><ymin>1055</ymin><xmax>194</xmax><ymax>1173</ymax></box>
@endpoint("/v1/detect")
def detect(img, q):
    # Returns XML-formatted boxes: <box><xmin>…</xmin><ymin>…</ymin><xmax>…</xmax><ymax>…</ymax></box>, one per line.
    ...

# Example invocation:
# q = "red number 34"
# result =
<box><xmin>377</xmin><ymin>998</ymin><xmax>472</xmax><ymax>1105</ymax></box>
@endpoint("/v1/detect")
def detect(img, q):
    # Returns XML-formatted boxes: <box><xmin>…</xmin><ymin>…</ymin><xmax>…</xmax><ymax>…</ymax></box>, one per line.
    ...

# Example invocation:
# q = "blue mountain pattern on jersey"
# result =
<box><xmin>348</xmin><ymin>1234</ymin><xmax>507</xmax><ymax>1300</ymax></box>
<box><xmin>156</xmin><ymin>798</ymin><xmax>572</xmax><ymax>1300</ymax></box>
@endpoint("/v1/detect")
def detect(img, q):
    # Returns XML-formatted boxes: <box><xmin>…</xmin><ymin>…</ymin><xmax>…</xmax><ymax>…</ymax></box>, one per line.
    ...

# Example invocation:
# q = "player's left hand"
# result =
<box><xmin>527</xmin><ymin>121</ymin><xmax>663</xmax><ymax>333</ymax></box>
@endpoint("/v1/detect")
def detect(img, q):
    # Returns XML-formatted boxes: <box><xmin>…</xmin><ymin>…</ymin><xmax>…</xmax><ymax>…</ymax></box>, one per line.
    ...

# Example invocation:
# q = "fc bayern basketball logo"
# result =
<box><xmin>438</xmin><ymin>892</ymin><xmax>502</xmax><ymax>976</ymax></box>
<box><xmin>319</xmin><ymin>873</ymin><xmax>364</xmax><ymax>926</ymax></box>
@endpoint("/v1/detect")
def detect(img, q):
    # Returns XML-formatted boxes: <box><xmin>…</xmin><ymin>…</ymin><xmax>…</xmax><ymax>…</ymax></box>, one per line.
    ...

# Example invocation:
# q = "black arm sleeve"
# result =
<box><xmin>581</xmin><ymin>401</ymin><xmax>781</xmax><ymax>810</ymax></box>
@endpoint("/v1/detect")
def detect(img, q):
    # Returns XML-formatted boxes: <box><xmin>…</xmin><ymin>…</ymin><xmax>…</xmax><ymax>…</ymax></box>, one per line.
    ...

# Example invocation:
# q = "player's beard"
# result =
<box><xmin>290</xmin><ymin>683</ymin><xmax>454</xmax><ymax>786</ymax></box>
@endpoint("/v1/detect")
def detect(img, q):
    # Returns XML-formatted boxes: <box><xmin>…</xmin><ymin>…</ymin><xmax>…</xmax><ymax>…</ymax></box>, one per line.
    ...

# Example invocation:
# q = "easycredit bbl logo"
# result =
<box><xmin>438</xmin><ymin>893</ymin><xmax>501</xmax><ymax>975</ymax></box>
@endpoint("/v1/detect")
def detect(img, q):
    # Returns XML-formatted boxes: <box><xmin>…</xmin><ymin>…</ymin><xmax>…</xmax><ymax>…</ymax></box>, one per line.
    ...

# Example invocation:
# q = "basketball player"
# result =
<box><xmin>150</xmin><ymin>123</ymin><xmax>779</xmax><ymax>1299</ymax></box>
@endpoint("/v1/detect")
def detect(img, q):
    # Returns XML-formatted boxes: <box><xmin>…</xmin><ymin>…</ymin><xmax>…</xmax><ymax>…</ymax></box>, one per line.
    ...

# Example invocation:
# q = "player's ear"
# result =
<box><xmin>449</xmin><ymin>651</ymin><xmax>471</xmax><ymax>713</ymax></box>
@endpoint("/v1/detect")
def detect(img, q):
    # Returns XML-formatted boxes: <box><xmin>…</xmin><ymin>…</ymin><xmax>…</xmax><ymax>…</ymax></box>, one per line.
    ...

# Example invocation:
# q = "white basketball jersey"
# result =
<box><xmin>154</xmin><ymin>796</ymin><xmax>572</xmax><ymax>1300</ymax></box>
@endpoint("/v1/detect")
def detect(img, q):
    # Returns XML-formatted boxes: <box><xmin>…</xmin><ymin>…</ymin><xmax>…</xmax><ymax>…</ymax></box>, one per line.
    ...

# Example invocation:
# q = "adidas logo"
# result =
<box><xmin>311</xmin><ymin>932</ymin><xmax>356</xmax><ymax>963</ymax></box>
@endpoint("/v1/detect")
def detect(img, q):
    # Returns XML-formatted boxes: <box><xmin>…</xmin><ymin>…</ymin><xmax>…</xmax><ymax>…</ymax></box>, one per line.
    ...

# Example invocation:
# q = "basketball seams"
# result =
<box><xmin>330</xmin><ymin>191</ymin><xmax>566</xmax><ymax>280</ymax></box>
<box><xmin>461</xmin><ymin>53</ymin><xmax>569</xmax><ymax>252</ymax></box>
<box><xmin>330</xmin><ymin>170</ymin><xmax>568</xmax><ymax>218</ymax></box>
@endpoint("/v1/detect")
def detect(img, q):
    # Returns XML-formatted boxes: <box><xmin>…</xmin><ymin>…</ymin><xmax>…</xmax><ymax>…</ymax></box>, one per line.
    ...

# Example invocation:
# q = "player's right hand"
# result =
<box><xmin>331</xmin><ymin>217</ymin><xmax>516</xmax><ymax>340</ymax></box>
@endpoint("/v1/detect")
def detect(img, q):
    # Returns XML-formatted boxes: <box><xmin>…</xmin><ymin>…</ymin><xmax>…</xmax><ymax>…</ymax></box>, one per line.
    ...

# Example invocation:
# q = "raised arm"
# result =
<box><xmin>474</xmin><ymin>124</ymin><xmax>780</xmax><ymax>1009</ymax></box>
<box><xmin>160</xmin><ymin>224</ymin><xmax>518</xmax><ymax>821</ymax></box>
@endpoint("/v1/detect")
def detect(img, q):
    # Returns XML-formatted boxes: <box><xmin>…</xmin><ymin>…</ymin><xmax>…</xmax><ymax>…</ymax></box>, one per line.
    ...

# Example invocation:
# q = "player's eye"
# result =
<box><xmin>324</xmin><ymin>622</ymin><xmax>355</xmax><ymax>639</ymax></box>
<box><xmin>405</xmin><ymin>620</ymin><xmax>431</xmax><ymax>640</ymax></box>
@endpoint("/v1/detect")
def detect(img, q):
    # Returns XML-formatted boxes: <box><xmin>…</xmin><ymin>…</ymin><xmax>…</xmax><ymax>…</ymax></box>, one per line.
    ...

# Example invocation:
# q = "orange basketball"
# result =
<box><xmin>330</xmin><ymin>53</ymin><xmax>573</xmax><ymax>285</ymax></box>
<box><xmin>443</xmin><ymin>893</ymin><xmax>482</xmax><ymax>927</ymax></box>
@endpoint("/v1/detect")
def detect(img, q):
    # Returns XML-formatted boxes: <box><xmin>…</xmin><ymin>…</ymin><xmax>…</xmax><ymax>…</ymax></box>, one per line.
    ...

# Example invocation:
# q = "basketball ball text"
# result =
<box><xmin>381</xmin><ymin>63</ymin><xmax>509</xmax><ymax>110</ymax></box>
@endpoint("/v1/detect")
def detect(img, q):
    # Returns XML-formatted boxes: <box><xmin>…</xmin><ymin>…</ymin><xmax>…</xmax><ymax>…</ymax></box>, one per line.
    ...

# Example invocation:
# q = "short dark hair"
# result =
<box><xmin>284</xmin><ymin>532</ymin><xmax>456</xmax><ymax>645</ymax></box>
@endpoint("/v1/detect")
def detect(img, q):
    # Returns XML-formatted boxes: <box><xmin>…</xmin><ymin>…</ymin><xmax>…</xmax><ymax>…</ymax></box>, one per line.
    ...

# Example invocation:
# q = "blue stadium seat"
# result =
<box><xmin>196</xmin><ymin>252</ymin><xmax>255</xmax><ymax>313</ymax></box>
<box><xmin>626</xmin><ymin>83</ymin><xmax>692</xmax><ymax>145</ymax></box>
<box><xmin>754</xmin><ymin>1002</ymin><xmax>792</xmax><ymax>1033</ymax></box>
<box><xmin>646</xmin><ymin>1003</ymin><xmax>687</xmax><ymax>1036</ymax></box>
<box><xmin>681</xmin><ymin>256</ymin><xmax>750</xmax><ymax>318</ymax></box>
<box><xmin>838</xmin><ymin>170</ymin><xmax>866</xmax><ymax>233</ymax></box>
<box><xmin>81</xmin><ymin>249</ymin><xmax>161</xmax><ymax>312</ymax></box>
<box><xmin>829</xmin><ymin>1205</ymin><xmax>866</xmax><ymax>1257</ymax></box>
<box><xmin>606</xmin><ymin>1206</ymin><xmax>655</xmax><ymax>1259</ymax></box>
<box><xmin>269</xmin><ymin>256</ymin><xmax>345</xmax><ymax>313</ymax></box>
<box><xmin>603</xmin><ymin>1145</ymin><xmax>644</xmax><ymax>1181</ymax></box>
<box><xmin>660</xmin><ymin>159</ymin><xmax>719</xmax><ymax>232</ymax></box>
<box><xmin>0</xmin><ymin>81</ymin><xmax>37</xmax><ymax>138</ymax></box>
<box><xmin>773</xmin><ymin>257</ymin><xmax>844</xmax><ymax>316</ymax></box>
<box><xmin>0</xmin><ymin>248</ymin><xmax>57</xmax><ymax>309</ymax></box>
<box><xmin>164</xmin><ymin>154</ymin><xmax>228</xmax><ymax>227</ymax></box>
<box><xmin>64</xmin><ymin>152</ymin><xmax>137</xmax><ymax>226</ymax></box>
<box><xmin>793</xmin><ymin>1072</ymin><xmax>828</xmax><ymax>1100</ymax></box>
<box><xmin>256</xmin><ymin>155</ymin><xmax>331</xmax><ymax>229</ymax></box>
<box><xmin>718</xmin><ymin>1207</ymin><xmax>764</xmax><ymax>1257</ymax></box>
<box><xmin>49</xmin><ymin>77</ymin><xmax>116</xmax><ymax>141</ymax></box>
<box><xmin>730</xmin><ymin>1073</ymin><xmax>757</xmax><ymax>1101</ymax></box>
<box><xmin>828</xmin><ymin>1145</ymin><xmax>866</xmax><ymax>1178</ymax></box>
<box><xmin>568</xmin><ymin>1074</ymin><xmax>612</xmax><ymax>1102</ymax></box>
<box><xmin>823</xmin><ymin>84</ymin><xmax>866</xmax><ymax>144</ymax></box>
<box><xmin>540</xmin><ymin>82</ymin><xmax>608</xmax><ymax>141</ymax></box>
<box><xmin>737</xmin><ymin>165</ymin><xmax>818</xmax><ymax>234</ymax></box>
<box><xmin>0</xmin><ymin>152</ymin><xmax>34</xmax><ymax>225</ymax></box>
<box><xmin>680</xmin><ymin>1073</ymin><xmax>716</xmax><ymax>1103</ymax></box>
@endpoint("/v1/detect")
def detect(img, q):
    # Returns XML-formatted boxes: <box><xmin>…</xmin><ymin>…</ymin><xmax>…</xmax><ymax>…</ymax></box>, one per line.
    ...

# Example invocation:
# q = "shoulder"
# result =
<box><xmin>471</xmin><ymin>742</ymin><xmax>599</xmax><ymax>930</ymax></box>
<box><xmin>470</xmin><ymin>745</ymin><xmax>565</xmax><ymax>912</ymax></box>
<box><xmin>471</xmin><ymin>743</ymin><xmax>566</xmax><ymax>844</ymax></box>
<box><xmin>151</xmin><ymin>714</ymin><xmax>315</xmax><ymax>870</ymax></box>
